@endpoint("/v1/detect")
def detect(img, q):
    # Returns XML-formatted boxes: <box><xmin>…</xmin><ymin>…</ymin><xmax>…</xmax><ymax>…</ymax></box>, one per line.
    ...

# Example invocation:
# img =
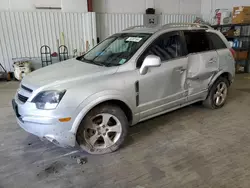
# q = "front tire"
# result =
<box><xmin>76</xmin><ymin>104</ymin><xmax>128</xmax><ymax>155</ymax></box>
<box><xmin>203</xmin><ymin>77</ymin><xmax>229</xmax><ymax>109</ymax></box>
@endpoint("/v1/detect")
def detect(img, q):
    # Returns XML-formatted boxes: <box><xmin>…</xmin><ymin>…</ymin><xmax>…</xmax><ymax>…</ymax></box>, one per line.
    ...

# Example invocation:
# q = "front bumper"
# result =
<box><xmin>12</xmin><ymin>99</ymin><xmax>76</xmax><ymax>147</ymax></box>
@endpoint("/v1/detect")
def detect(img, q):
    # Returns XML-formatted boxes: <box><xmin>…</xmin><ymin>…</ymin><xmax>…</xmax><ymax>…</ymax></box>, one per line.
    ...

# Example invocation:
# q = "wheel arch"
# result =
<box><xmin>71</xmin><ymin>94</ymin><xmax>134</xmax><ymax>136</ymax></box>
<box><xmin>92</xmin><ymin>99</ymin><xmax>133</xmax><ymax>125</ymax></box>
<box><xmin>209</xmin><ymin>71</ymin><xmax>233</xmax><ymax>88</ymax></box>
<box><xmin>220</xmin><ymin>72</ymin><xmax>233</xmax><ymax>84</ymax></box>
<box><xmin>203</xmin><ymin>72</ymin><xmax>231</xmax><ymax>109</ymax></box>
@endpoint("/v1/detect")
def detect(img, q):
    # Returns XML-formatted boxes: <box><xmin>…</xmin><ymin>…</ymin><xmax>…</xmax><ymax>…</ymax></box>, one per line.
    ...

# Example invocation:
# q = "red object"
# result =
<box><xmin>87</xmin><ymin>0</ymin><xmax>93</xmax><ymax>12</ymax></box>
<box><xmin>51</xmin><ymin>52</ymin><xmax>58</xmax><ymax>57</ymax></box>
<box><xmin>216</xmin><ymin>12</ymin><xmax>222</xmax><ymax>25</ymax></box>
<box><xmin>230</xmin><ymin>48</ymin><xmax>236</xmax><ymax>58</ymax></box>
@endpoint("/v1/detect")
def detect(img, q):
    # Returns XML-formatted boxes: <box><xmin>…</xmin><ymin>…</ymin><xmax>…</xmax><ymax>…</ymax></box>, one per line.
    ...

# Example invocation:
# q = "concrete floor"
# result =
<box><xmin>1</xmin><ymin>74</ymin><xmax>250</xmax><ymax>188</ymax></box>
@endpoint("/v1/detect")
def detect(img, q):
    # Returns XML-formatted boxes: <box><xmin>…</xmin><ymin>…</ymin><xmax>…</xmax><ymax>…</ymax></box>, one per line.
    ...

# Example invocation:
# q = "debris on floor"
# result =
<box><xmin>36</xmin><ymin>161</ymin><xmax>66</xmax><ymax>179</ymax></box>
<box><xmin>70</xmin><ymin>155</ymin><xmax>79</xmax><ymax>159</ymax></box>
<box><xmin>76</xmin><ymin>157</ymin><xmax>88</xmax><ymax>165</ymax></box>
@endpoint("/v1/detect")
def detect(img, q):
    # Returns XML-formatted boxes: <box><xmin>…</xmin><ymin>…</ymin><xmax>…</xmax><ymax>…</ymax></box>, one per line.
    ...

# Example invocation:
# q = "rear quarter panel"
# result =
<box><xmin>207</xmin><ymin>29</ymin><xmax>235</xmax><ymax>85</ymax></box>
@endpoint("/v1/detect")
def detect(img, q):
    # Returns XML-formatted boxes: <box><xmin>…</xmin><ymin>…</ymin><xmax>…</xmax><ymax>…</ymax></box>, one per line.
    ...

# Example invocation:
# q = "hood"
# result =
<box><xmin>22</xmin><ymin>59</ymin><xmax>118</xmax><ymax>89</ymax></box>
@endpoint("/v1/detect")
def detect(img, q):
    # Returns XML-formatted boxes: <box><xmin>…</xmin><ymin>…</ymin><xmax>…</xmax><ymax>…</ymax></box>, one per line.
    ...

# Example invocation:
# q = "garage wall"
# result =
<box><xmin>96</xmin><ymin>13</ymin><xmax>198</xmax><ymax>41</ymax></box>
<box><xmin>0</xmin><ymin>0</ymin><xmax>88</xmax><ymax>12</ymax></box>
<box><xmin>0</xmin><ymin>11</ymin><xmax>97</xmax><ymax>71</ymax></box>
<box><xmin>93</xmin><ymin>0</ymin><xmax>202</xmax><ymax>14</ymax></box>
<box><xmin>201</xmin><ymin>0</ymin><xmax>250</xmax><ymax>21</ymax></box>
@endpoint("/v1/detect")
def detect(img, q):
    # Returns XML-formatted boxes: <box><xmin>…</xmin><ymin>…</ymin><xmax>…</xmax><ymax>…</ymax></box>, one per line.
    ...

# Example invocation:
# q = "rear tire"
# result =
<box><xmin>76</xmin><ymin>104</ymin><xmax>128</xmax><ymax>155</ymax></box>
<box><xmin>203</xmin><ymin>77</ymin><xmax>229</xmax><ymax>109</ymax></box>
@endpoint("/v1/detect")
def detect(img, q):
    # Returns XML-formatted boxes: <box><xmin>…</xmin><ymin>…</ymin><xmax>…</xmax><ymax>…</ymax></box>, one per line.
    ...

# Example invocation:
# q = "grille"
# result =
<box><xmin>21</xmin><ymin>85</ymin><xmax>33</xmax><ymax>93</ymax></box>
<box><xmin>18</xmin><ymin>93</ymin><xmax>28</xmax><ymax>103</ymax></box>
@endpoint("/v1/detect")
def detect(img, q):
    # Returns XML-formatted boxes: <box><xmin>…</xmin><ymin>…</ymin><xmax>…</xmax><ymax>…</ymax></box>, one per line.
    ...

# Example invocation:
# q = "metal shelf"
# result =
<box><xmin>212</xmin><ymin>23</ymin><xmax>250</xmax><ymax>73</ymax></box>
<box><xmin>212</xmin><ymin>23</ymin><xmax>250</xmax><ymax>29</ymax></box>
<box><xmin>226</xmin><ymin>36</ymin><xmax>250</xmax><ymax>39</ymax></box>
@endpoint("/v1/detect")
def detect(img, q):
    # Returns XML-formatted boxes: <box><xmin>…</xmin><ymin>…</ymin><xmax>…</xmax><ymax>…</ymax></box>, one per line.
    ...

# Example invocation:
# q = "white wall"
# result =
<box><xmin>201</xmin><ymin>0</ymin><xmax>250</xmax><ymax>17</ymax></box>
<box><xmin>93</xmin><ymin>0</ymin><xmax>201</xmax><ymax>14</ymax></box>
<box><xmin>0</xmin><ymin>0</ymin><xmax>88</xmax><ymax>12</ymax></box>
<box><xmin>0</xmin><ymin>11</ymin><xmax>97</xmax><ymax>71</ymax></box>
<box><xmin>62</xmin><ymin>0</ymin><xmax>88</xmax><ymax>12</ymax></box>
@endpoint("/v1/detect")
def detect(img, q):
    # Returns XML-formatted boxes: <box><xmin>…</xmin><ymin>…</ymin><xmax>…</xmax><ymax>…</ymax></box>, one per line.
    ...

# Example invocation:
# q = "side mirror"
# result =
<box><xmin>139</xmin><ymin>55</ymin><xmax>161</xmax><ymax>75</ymax></box>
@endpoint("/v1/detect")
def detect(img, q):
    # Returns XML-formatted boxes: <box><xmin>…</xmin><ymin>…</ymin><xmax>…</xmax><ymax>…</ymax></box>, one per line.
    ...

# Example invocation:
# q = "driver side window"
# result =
<box><xmin>137</xmin><ymin>32</ymin><xmax>182</xmax><ymax>68</ymax></box>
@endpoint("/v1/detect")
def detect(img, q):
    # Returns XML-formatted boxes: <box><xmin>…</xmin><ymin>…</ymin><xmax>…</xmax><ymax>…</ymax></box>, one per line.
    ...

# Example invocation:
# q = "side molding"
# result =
<box><xmin>135</xmin><ymin>81</ymin><xmax>139</xmax><ymax>106</ymax></box>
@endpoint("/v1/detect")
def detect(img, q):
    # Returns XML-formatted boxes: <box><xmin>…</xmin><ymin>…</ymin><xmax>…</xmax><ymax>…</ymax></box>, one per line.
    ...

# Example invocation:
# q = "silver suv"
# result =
<box><xmin>13</xmin><ymin>23</ymin><xmax>235</xmax><ymax>154</ymax></box>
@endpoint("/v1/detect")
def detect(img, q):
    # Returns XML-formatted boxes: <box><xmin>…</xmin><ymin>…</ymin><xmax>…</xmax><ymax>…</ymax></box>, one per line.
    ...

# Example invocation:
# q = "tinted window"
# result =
<box><xmin>137</xmin><ymin>32</ymin><xmax>182</xmax><ymax>67</ymax></box>
<box><xmin>207</xmin><ymin>33</ymin><xmax>227</xmax><ymax>50</ymax></box>
<box><xmin>184</xmin><ymin>31</ymin><xmax>213</xmax><ymax>53</ymax></box>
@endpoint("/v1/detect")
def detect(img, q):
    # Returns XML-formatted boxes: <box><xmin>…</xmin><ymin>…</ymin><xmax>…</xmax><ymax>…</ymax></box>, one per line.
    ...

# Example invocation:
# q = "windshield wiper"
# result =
<box><xmin>76</xmin><ymin>55</ymin><xmax>84</xmax><ymax>60</ymax></box>
<box><xmin>92</xmin><ymin>61</ymin><xmax>106</xmax><ymax>67</ymax></box>
<box><xmin>105</xmin><ymin>63</ymin><xmax>120</xmax><ymax>67</ymax></box>
<box><xmin>77</xmin><ymin>56</ymin><xmax>103</xmax><ymax>66</ymax></box>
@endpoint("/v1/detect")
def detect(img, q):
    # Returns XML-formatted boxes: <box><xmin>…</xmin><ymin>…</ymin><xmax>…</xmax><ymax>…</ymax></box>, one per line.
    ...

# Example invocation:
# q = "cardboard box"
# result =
<box><xmin>226</xmin><ymin>29</ymin><xmax>235</xmax><ymax>37</ymax></box>
<box><xmin>235</xmin><ymin>51</ymin><xmax>248</xmax><ymax>61</ymax></box>
<box><xmin>232</xmin><ymin>6</ymin><xmax>250</xmax><ymax>24</ymax></box>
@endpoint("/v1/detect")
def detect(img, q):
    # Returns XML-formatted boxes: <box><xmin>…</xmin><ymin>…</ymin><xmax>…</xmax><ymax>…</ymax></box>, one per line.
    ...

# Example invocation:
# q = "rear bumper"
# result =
<box><xmin>12</xmin><ymin>99</ymin><xmax>76</xmax><ymax>147</ymax></box>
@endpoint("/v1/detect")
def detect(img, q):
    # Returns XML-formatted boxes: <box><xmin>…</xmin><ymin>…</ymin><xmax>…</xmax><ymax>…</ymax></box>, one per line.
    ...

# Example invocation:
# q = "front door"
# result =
<box><xmin>136</xmin><ymin>31</ymin><xmax>188</xmax><ymax>120</ymax></box>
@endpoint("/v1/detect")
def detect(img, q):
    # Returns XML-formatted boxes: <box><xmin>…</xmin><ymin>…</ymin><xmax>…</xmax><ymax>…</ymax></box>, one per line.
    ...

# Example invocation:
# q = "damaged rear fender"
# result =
<box><xmin>208</xmin><ymin>71</ymin><xmax>233</xmax><ymax>89</ymax></box>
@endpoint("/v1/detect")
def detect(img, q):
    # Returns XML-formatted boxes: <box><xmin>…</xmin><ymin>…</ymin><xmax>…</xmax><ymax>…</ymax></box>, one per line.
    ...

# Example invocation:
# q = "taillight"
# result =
<box><xmin>230</xmin><ymin>48</ymin><xmax>236</xmax><ymax>58</ymax></box>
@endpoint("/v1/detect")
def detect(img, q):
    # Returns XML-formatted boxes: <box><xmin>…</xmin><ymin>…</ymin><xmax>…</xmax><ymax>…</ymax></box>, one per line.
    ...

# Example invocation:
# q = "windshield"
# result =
<box><xmin>78</xmin><ymin>33</ymin><xmax>151</xmax><ymax>67</ymax></box>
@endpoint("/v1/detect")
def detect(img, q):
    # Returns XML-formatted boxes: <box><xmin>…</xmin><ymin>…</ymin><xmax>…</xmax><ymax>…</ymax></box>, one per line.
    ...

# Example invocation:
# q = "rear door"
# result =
<box><xmin>184</xmin><ymin>30</ymin><xmax>219</xmax><ymax>102</ymax></box>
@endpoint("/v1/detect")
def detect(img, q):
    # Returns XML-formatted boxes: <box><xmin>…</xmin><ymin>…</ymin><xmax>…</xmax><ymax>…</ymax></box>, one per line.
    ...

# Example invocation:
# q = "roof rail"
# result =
<box><xmin>123</xmin><ymin>25</ymin><xmax>144</xmax><ymax>31</ymax></box>
<box><xmin>122</xmin><ymin>23</ymin><xmax>212</xmax><ymax>32</ymax></box>
<box><xmin>161</xmin><ymin>23</ymin><xmax>212</xmax><ymax>29</ymax></box>
<box><xmin>123</xmin><ymin>25</ymin><xmax>156</xmax><ymax>31</ymax></box>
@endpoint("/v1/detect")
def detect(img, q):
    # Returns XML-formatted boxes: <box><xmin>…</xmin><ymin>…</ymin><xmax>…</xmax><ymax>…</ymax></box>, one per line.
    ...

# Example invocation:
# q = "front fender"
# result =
<box><xmin>70</xmin><ymin>90</ymin><xmax>136</xmax><ymax>134</ymax></box>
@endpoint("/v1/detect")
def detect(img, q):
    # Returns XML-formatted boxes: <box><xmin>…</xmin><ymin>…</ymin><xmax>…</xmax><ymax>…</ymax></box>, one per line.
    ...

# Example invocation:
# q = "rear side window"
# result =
<box><xmin>184</xmin><ymin>31</ymin><xmax>213</xmax><ymax>54</ymax></box>
<box><xmin>206</xmin><ymin>33</ymin><xmax>227</xmax><ymax>50</ymax></box>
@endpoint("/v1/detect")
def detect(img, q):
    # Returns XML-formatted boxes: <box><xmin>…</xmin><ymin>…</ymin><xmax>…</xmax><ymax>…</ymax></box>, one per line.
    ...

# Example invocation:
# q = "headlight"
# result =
<box><xmin>32</xmin><ymin>90</ymin><xmax>66</xmax><ymax>110</ymax></box>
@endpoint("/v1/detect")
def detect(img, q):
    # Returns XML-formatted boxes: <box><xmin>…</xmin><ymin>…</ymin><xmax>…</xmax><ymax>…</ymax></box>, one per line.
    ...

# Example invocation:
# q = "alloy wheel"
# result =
<box><xmin>83</xmin><ymin>113</ymin><xmax>122</xmax><ymax>149</ymax></box>
<box><xmin>213</xmin><ymin>82</ymin><xmax>228</xmax><ymax>106</ymax></box>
